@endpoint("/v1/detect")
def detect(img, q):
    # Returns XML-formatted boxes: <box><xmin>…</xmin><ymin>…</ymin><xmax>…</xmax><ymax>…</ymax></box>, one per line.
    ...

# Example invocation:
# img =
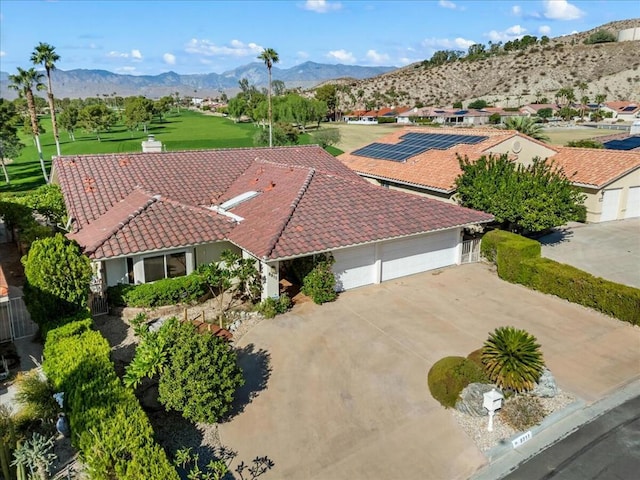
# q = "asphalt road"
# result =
<box><xmin>503</xmin><ymin>395</ymin><xmax>640</xmax><ymax>480</ymax></box>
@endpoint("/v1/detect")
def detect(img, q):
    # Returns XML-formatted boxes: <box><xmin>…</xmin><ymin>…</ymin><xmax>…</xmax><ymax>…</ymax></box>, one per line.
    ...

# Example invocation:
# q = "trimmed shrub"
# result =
<box><xmin>428</xmin><ymin>356</ymin><xmax>489</xmax><ymax>408</ymax></box>
<box><xmin>302</xmin><ymin>258</ymin><xmax>337</xmax><ymax>305</ymax></box>
<box><xmin>42</xmin><ymin>313</ymin><xmax>178</xmax><ymax>480</ymax></box>
<box><xmin>467</xmin><ymin>348</ymin><xmax>484</xmax><ymax>369</ymax></box>
<box><xmin>256</xmin><ymin>294</ymin><xmax>292</xmax><ymax>318</ymax></box>
<box><xmin>483</xmin><ymin>230</ymin><xmax>640</xmax><ymax>325</ymax></box>
<box><xmin>108</xmin><ymin>273</ymin><xmax>208</xmax><ymax>308</ymax></box>
<box><xmin>500</xmin><ymin>395</ymin><xmax>546</xmax><ymax>431</ymax></box>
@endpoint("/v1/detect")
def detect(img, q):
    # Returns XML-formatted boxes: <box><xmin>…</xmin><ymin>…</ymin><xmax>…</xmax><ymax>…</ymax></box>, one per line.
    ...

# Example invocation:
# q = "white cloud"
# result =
<box><xmin>107</xmin><ymin>50</ymin><xmax>128</xmax><ymax>58</ymax></box>
<box><xmin>163</xmin><ymin>53</ymin><xmax>176</xmax><ymax>65</ymax></box>
<box><xmin>302</xmin><ymin>0</ymin><xmax>342</xmax><ymax>13</ymax></box>
<box><xmin>486</xmin><ymin>24</ymin><xmax>527</xmax><ymax>42</ymax></box>
<box><xmin>365</xmin><ymin>49</ymin><xmax>390</xmax><ymax>64</ymax></box>
<box><xmin>512</xmin><ymin>5</ymin><xmax>522</xmax><ymax>15</ymax></box>
<box><xmin>131</xmin><ymin>49</ymin><xmax>143</xmax><ymax>60</ymax></box>
<box><xmin>0</xmin><ymin>51</ymin><xmax>5</xmax><ymax>57</ymax></box>
<box><xmin>421</xmin><ymin>37</ymin><xmax>476</xmax><ymax>50</ymax></box>
<box><xmin>185</xmin><ymin>38</ymin><xmax>263</xmax><ymax>57</ymax></box>
<box><xmin>296</xmin><ymin>51</ymin><xmax>310</xmax><ymax>59</ymax></box>
<box><xmin>326</xmin><ymin>49</ymin><xmax>355</xmax><ymax>63</ymax></box>
<box><xmin>438</xmin><ymin>0</ymin><xmax>457</xmax><ymax>9</ymax></box>
<box><xmin>542</xmin><ymin>0</ymin><xmax>584</xmax><ymax>20</ymax></box>
<box><xmin>539</xmin><ymin>25</ymin><xmax>551</xmax><ymax>35</ymax></box>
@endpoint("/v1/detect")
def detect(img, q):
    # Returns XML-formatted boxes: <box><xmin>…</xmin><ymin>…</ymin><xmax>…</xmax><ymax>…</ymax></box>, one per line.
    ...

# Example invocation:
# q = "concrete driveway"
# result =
<box><xmin>539</xmin><ymin>219</ymin><xmax>640</xmax><ymax>288</ymax></box>
<box><xmin>220</xmin><ymin>263</ymin><xmax>640</xmax><ymax>480</ymax></box>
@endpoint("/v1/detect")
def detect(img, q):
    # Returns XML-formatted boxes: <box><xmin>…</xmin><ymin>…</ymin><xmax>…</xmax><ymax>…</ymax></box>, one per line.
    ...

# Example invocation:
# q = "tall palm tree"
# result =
<box><xmin>258</xmin><ymin>48</ymin><xmax>279</xmax><ymax>147</ymax></box>
<box><xmin>482</xmin><ymin>326</ymin><xmax>545</xmax><ymax>393</ymax></box>
<box><xmin>503</xmin><ymin>116</ymin><xmax>550</xmax><ymax>142</ymax></box>
<box><xmin>8</xmin><ymin>67</ymin><xmax>49</xmax><ymax>182</ymax></box>
<box><xmin>31</xmin><ymin>42</ymin><xmax>61</xmax><ymax>157</ymax></box>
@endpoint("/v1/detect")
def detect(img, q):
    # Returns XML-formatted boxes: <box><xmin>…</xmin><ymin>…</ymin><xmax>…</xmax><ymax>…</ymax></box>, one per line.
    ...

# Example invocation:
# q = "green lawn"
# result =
<box><xmin>1</xmin><ymin>110</ymin><xmax>333</xmax><ymax>193</ymax></box>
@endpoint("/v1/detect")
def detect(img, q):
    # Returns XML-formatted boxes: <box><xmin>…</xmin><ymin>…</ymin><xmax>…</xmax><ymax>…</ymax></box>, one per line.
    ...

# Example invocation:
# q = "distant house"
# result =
<box><xmin>53</xmin><ymin>145</ymin><xmax>492</xmax><ymax>296</ymax></box>
<box><xmin>602</xmin><ymin>101</ymin><xmax>640</xmax><ymax>122</ymax></box>
<box><xmin>397</xmin><ymin>107</ymin><xmax>518</xmax><ymax>126</ymax></box>
<box><xmin>339</xmin><ymin>126</ymin><xmax>640</xmax><ymax>223</ymax></box>
<box><xmin>520</xmin><ymin>104</ymin><xmax>559</xmax><ymax>117</ymax></box>
<box><xmin>343</xmin><ymin>107</ymin><xmax>410</xmax><ymax>124</ymax></box>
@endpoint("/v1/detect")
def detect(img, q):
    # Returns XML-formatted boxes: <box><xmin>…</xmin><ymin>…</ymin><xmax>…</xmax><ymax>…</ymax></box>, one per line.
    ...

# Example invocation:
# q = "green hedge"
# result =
<box><xmin>42</xmin><ymin>313</ymin><xmax>179</xmax><ymax>480</ymax></box>
<box><xmin>107</xmin><ymin>273</ymin><xmax>208</xmax><ymax>308</ymax></box>
<box><xmin>428</xmin><ymin>356</ymin><xmax>488</xmax><ymax>408</ymax></box>
<box><xmin>482</xmin><ymin>230</ymin><xmax>640</xmax><ymax>325</ymax></box>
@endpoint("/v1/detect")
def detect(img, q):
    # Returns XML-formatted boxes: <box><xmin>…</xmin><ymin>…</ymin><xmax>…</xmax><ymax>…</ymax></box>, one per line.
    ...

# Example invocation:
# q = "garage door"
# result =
<box><xmin>381</xmin><ymin>230</ymin><xmax>458</xmax><ymax>282</ymax></box>
<box><xmin>624</xmin><ymin>186</ymin><xmax>640</xmax><ymax>219</ymax></box>
<box><xmin>601</xmin><ymin>188</ymin><xmax>622</xmax><ymax>222</ymax></box>
<box><xmin>332</xmin><ymin>244</ymin><xmax>376</xmax><ymax>291</ymax></box>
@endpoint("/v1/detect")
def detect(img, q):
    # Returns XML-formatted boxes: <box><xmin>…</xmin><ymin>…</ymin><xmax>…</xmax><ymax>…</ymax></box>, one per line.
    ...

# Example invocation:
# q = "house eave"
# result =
<box><xmin>355</xmin><ymin>172</ymin><xmax>455</xmax><ymax>194</ymax></box>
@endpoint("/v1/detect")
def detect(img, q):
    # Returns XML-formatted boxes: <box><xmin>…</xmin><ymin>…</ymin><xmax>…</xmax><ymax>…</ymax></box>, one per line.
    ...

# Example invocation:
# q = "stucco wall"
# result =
<box><xmin>582</xmin><ymin>167</ymin><xmax>640</xmax><ymax>222</ymax></box>
<box><xmin>486</xmin><ymin>136</ymin><xmax>557</xmax><ymax>167</ymax></box>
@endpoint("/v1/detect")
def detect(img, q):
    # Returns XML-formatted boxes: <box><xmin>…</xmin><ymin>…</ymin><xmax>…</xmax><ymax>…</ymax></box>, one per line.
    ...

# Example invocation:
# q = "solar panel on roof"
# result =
<box><xmin>603</xmin><ymin>136</ymin><xmax>640</xmax><ymax>151</ymax></box>
<box><xmin>622</xmin><ymin>106</ymin><xmax>637</xmax><ymax>112</ymax></box>
<box><xmin>351</xmin><ymin>132</ymin><xmax>488</xmax><ymax>162</ymax></box>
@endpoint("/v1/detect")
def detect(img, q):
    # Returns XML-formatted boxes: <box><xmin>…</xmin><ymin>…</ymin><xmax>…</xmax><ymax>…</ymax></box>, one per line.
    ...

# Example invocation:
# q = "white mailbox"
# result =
<box><xmin>483</xmin><ymin>388</ymin><xmax>504</xmax><ymax>432</ymax></box>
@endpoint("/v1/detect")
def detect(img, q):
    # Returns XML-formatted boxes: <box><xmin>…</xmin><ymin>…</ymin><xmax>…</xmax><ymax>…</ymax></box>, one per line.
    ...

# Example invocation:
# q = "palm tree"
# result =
<box><xmin>8</xmin><ymin>67</ymin><xmax>49</xmax><ymax>182</ymax></box>
<box><xmin>258</xmin><ymin>48</ymin><xmax>279</xmax><ymax>147</ymax></box>
<box><xmin>482</xmin><ymin>326</ymin><xmax>545</xmax><ymax>393</ymax></box>
<box><xmin>31</xmin><ymin>42</ymin><xmax>61</xmax><ymax>157</ymax></box>
<box><xmin>503</xmin><ymin>116</ymin><xmax>550</xmax><ymax>142</ymax></box>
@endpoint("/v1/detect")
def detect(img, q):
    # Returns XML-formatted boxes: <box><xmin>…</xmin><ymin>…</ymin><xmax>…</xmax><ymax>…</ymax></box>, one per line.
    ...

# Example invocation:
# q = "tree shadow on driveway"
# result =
<box><xmin>538</xmin><ymin>226</ymin><xmax>575</xmax><ymax>247</ymax></box>
<box><xmin>226</xmin><ymin>343</ymin><xmax>271</xmax><ymax>420</ymax></box>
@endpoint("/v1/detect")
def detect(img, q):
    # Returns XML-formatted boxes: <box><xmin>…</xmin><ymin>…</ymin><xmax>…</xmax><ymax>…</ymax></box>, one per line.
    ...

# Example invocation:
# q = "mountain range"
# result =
<box><xmin>0</xmin><ymin>61</ymin><xmax>394</xmax><ymax>100</ymax></box>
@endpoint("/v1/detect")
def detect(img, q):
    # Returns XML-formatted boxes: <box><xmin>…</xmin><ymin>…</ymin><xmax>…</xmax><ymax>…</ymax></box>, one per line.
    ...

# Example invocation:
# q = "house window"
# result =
<box><xmin>143</xmin><ymin>252</ymin><xmax>187</xmax><ymax>282</ymax></box>
<box><xmin>127</xmin><ymin>258</ymin><xmax>134</xmax><ymax>284</ymax></box>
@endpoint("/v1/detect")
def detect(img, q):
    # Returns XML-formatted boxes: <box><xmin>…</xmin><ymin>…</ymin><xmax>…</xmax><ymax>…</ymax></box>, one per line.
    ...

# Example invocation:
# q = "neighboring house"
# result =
<box><xmin>338</xmin><ymin>127</ymin><xmax>640</xmax><ymax>223</ymax></box>
<box><xmin>343</xmin><ymin>107</ymin><xmax>409</xmax><ymax>124</ymax></box>
<box><xmin>52</xmin><ymin>146</ymin><xmax>492</xmax><ymax>298</ymax></box>
<box><xmin>520</xmin><ymin>104</ymin><xmax>559</xmax><ymax>117</ymax></box>
<box><xmin>397</xmin><ymin>107</ymin><xmax>515</xmax><ymax>126</ymax></box>
<box><xmin>602</xmin><ymin>101</ymin><xmax>640</xmax><ymax>122</ymax></box>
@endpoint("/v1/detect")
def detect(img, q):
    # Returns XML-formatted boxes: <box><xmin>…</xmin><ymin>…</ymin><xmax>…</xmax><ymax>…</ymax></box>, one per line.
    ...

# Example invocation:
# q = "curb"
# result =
<box><xmin>471</xmin><ymin>378</ymin><xmax>640</xmax><ymax>480</ymax></box>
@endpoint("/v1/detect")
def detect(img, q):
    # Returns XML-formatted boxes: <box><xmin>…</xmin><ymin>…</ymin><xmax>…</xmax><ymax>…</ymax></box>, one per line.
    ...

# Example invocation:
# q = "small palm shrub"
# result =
<box><xmin>14</xmin><ymin>371</ymin><xmax>60</xmax><ymax>432</ymax></box>
<box><xmin>500</xmin><ymin>395</ymin><xmax>546</xmax><ymax>431</ymax></box>
<box><xmin>482</xmin><ymin>326</ymin><xmax>545</xmax><ymax>393</ymax></box>
<box><xmin>428</xmin><ymin>356</ymin><xmax>489</xmax><ymax>408</ymax></box>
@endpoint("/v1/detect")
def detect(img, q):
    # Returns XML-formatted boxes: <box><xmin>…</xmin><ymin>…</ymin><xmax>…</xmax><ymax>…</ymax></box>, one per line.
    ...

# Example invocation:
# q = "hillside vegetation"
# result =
<box><xmin>330</xmin><ymin>19</ymin><xmax>640</xmax><ymax>109</ymax></box>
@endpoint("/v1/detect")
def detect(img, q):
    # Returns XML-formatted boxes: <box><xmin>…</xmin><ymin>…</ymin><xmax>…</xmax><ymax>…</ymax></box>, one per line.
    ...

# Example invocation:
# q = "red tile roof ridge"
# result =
<box><xmin>69</xmin><ymin>187</ymin><xmax>160</xmax><ymax>254</ymax></box>
<box><xmin>263</xmin><ymin>167</ymin><xmax>316</xmax><ymax>260</ymax></box>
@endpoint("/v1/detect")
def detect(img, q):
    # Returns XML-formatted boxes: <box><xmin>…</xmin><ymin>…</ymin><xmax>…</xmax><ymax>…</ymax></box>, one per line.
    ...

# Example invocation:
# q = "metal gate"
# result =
<box><xmin>461</xmin><ymin>238</ymin><xmax>482</xmax><ymax>264</ymax></box>
<box><xmin>0</xmin><ymin>297</ymin><xmax>39</xmax><ymax>343</ymax></box>
<box><xmin>90</xmin><ymin>292</ymin><xmax>109</xmax><ymax>317</ymax></box>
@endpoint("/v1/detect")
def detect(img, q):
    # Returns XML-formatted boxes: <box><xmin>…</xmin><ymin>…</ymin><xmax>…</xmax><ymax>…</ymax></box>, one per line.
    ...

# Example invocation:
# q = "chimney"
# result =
<box><xmin>142</xmin><ymin>134</ymin><xmax>163</xmax><ymax>153</ymax></box>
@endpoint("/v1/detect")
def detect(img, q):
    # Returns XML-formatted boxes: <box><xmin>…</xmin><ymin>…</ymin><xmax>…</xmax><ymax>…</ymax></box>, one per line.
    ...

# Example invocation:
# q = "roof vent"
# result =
<box><xmin>142</xmin><ymin>134</ymin><xmax>163</xmax><ymax>153</ymax></box>
<box><xmin>219</xmin><ymin>190</ymin><xmax>260</xmax><ymax>210</ymax></box>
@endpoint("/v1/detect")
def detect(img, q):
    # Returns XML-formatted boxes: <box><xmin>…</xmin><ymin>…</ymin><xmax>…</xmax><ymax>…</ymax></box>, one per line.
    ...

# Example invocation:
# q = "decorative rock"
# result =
<box><xmin>56</xmin><ymin>413</ymin><xmax>71</xmax><ymax>437</ymax></box>
<box><xmin>455</xmin><ymin>383</ymin><xmax>501</xmax><ymax>417</ymax></box>
<box><xmin>531</xmin><ymin>368</ymin><xmax>558</xmax><ymax>398</ymax></box>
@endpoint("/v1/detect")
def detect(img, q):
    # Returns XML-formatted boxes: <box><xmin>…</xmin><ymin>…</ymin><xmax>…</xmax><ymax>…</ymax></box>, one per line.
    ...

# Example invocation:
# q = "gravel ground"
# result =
<box><xmin>452</xmin><ymin>390</ymin><xmax>576</xmax><ymax>452</ymax></box>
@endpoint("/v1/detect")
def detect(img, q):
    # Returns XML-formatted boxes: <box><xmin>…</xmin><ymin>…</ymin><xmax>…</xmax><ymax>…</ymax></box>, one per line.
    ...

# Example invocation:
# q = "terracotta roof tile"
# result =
<box><xmin>54</xmin><ymin>145</ymin><xmax>493</xmax><ymax>261</ymax></box>
<box><xmin>551</xmin><ymin>147</ymin><xmax>640</xmax><ymax>188</ymax></box>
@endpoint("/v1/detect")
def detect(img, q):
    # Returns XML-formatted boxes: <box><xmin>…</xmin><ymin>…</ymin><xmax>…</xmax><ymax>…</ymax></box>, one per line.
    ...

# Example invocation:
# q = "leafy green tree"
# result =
<box><xmin>227</xmin><ymin>96</ymin><xmax>249</xmax><ymax>122</ymax></box>
<box><xmin>57</xmin><ymin>105</ymin><xmax>79</xmax><ymax>141</ymax></box>
<box><xmin>258</xmin><ymin>48</ymin><xmax>280</xmax><ymax>147</ymax></box>
<box><xmin>584</xmin><ymin>29</ymin><xmax>616</xmax><ymax>44</ymax></box>
<box><xmin>452</xmin><ymin>100</ymin><xmax>463</xmax><ymax>109</ymax></box>
<box><xmin>25</xmin><ymin>184</ymin><xmax>67</xmax><ymax>226</ymax></box>
<box><xmin>468</xmin><ymin>99</ymin><xmax>488</xmax><ymax>109</ymax></box>
<box><xmin>503</xmin><ymin>116</ymin><xmax>549</xmax><ymax>142</ymax></box>
<box><xmin>0</xmin><ymin>99</ymin><xmax>24</xmax><ymax>184</ymax></box>
<box><xmin>272</xmin><ymin>79</ymin><xmax>286</xmax><ymax>96</ymax></box>
<box><xmin>536</xmin><ymin>108</ymin><xmax>553</xmax><ymax>120</ymax></box>
<box><xmin>31</xmin><ymin>42</ymin><xmax>62</xmax><ymax>157</ymax></box>
<box><xmin>488</xmin><ymin>112</ymin><xmax>501</xmax><ymax>125</ymax></box>
<box><xmin>124</xmin><ymin>96</ymin><xmax>154</xmax><ymax>133</ymax></box>
<box><xmin>595</xmin><ymin>93</ymin><xmax>606</xmax><ymax>106</ymax></box>
<box><xmin>315</xmin><ymin>84</ymin><xmax>337</xmax><ymax>121</ymax></box>
<box><xmin>154</xmin><ymin>96</ymin><xmax>173</xmax><ymax>121</ymax></box>
<box><xmin>128</xmin><ymin>318</ymin><xmax>244</xmax><ymax>423</ymax></box>
<box><xmin>8</xmin><ymin>67</ymin><xmax>48</xmax><ymax>182</ymax></box>
<box><xmin>253</xmin><ymin>123</ymin><xmax>298</xmax><ymax>147</ymax></box>
<box><xmin>482</xmin><ymin>326</ymin><xmax>545</xmax><ymax>393</ymax></box>
<box><xmin>566</xmin><ymin>139</ymin><xmax>603</xmax><ymax>149</ymax></box>
<box><xmin>312</xmin><ymin>128</ymin><xmax>341</xmax><ymax>149</ymax></box>
<box><xmin>22</xmin><ymin>233</ymin><xmax>92</xmax><ymax>327</ymax></box>
<box><xmin>455</xmin><ymin>153</ymin><xmax>585</xmax><ymax>234</ymax></box>
<box><xmin>78</xmin><ymin>103</ymin><xmax>115</xmax><ymax>141</ymax></box>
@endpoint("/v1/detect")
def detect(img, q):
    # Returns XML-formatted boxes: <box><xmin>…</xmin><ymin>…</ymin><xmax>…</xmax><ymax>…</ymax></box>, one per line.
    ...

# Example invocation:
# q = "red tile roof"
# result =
<box><xmin>54</xmin><ymin>145</ymin><xmax>492</xmax><ymax>261</ymax></box>
<box><xmin>550</xmin><ymin>147</ymin><xmax>640</xmax><ymax>188</ymax></box>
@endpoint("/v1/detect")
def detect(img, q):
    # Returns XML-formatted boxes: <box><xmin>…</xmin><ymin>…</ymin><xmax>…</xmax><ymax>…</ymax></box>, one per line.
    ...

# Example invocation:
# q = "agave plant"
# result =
<box><xmin>482</xmin><ymin>326</ymin><xmax>545</xmax><ymax>393</ymax></box>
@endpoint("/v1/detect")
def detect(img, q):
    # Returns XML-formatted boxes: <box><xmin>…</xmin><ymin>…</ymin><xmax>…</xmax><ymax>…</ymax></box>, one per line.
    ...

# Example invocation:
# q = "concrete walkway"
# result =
<box><xmin>220</xmin><ymin>263</ymin><xmax>640</xmax><ymax>480</ymax></box>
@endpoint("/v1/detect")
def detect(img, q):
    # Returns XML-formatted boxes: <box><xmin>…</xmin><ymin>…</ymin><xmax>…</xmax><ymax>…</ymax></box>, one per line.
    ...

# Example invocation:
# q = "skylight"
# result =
<box><xmin>219</xmin><ymin>191</ymin><xmax>260</xmax><ymax>210</ymax></box>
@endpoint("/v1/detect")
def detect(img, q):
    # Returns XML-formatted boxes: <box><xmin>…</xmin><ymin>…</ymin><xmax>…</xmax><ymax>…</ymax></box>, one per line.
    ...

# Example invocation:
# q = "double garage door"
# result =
<box><xmin>332</xmin><ymin>229</ymin><xmax>459</xmax><ymax>291</ymax></box>
<box><xmin>601</xmin><ymin>187</ymin><xmax>640</xmax><ymax>221</ymax></box>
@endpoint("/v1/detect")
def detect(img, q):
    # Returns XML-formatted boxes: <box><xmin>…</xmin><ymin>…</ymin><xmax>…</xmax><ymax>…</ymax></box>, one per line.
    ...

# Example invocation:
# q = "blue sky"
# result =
<box><xmin>0</xmin><ymin>0</ymin><xmax>637</xmax><ymax>75</ymax></box>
